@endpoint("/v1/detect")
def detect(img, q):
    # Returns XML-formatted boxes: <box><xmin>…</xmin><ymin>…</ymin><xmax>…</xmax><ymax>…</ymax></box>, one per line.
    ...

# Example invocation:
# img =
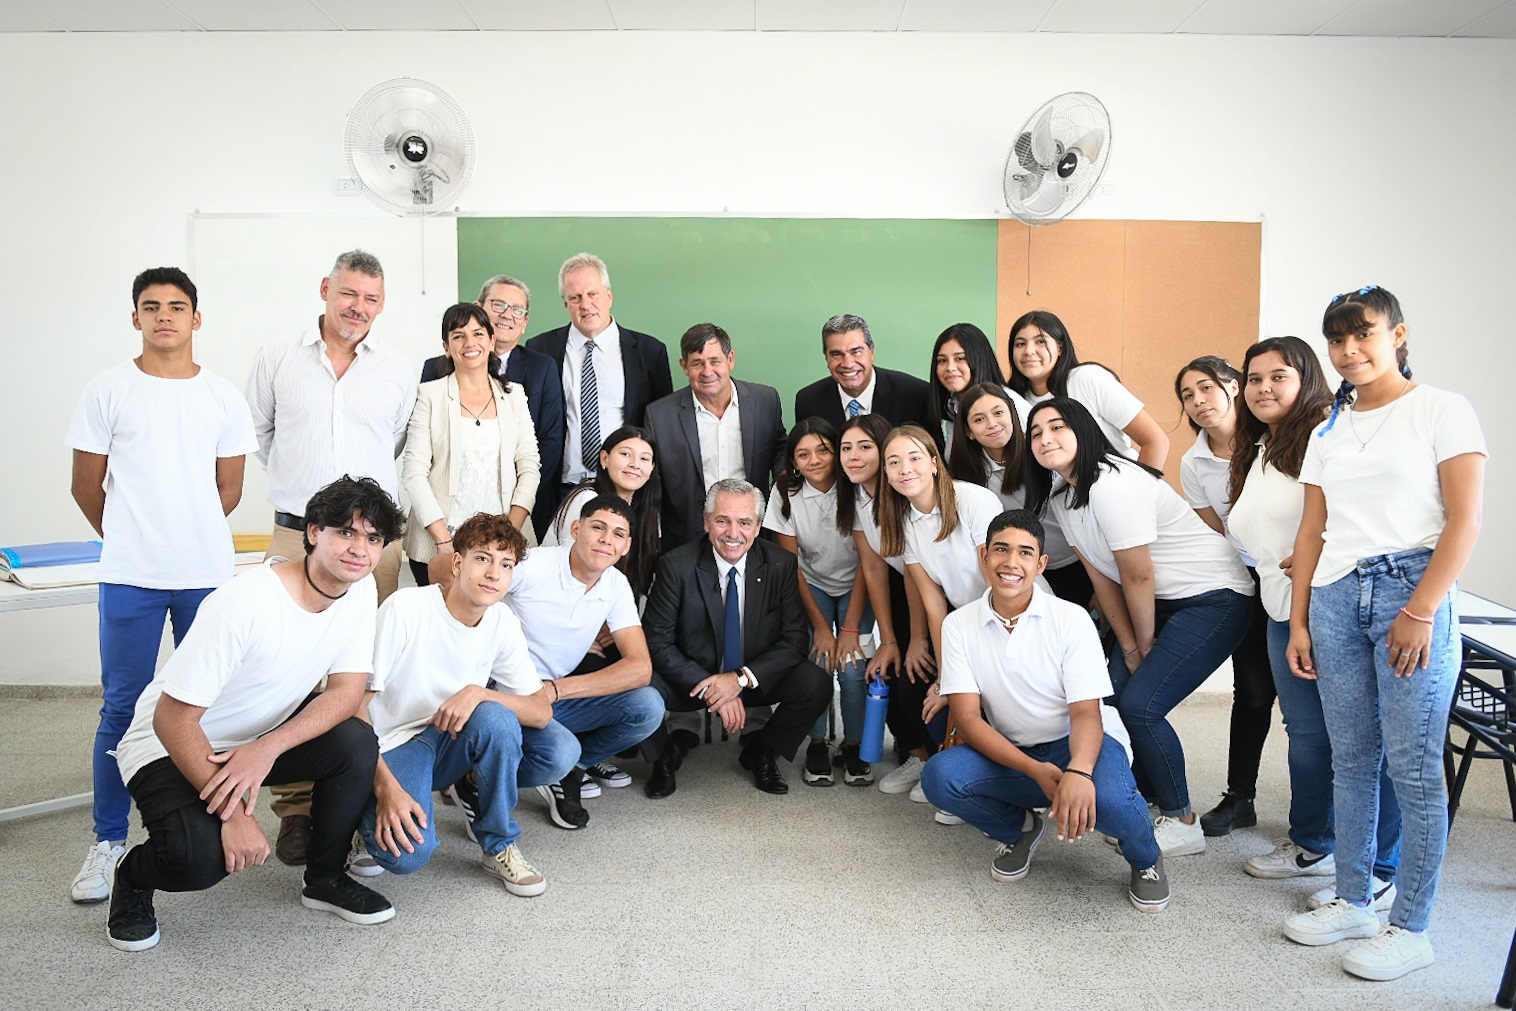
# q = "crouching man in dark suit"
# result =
<box><xmin>642</xmin><ymin>478</ymin><xmax>831</xmax><ymax>797</ymax></box>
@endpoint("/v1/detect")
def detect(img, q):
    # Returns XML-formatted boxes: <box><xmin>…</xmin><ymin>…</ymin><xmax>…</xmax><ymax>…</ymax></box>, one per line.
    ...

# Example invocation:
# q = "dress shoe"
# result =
<box><xmin>275</xmin><ymin>815</ymin><xmax>312</xmax><ymax>866</ymax></box>
<box><xmin>738</xmin><ymin>740</ymin><xmax>789</xmax><ymax>795</ymax></box>
<box><xmin>1199</xmin><ymin>791</ymin><xmax>1257</xmax><ymax>837</ymax></box>
<box><xmin>645</xmin><ymin>759</ymin><xmax>678</xmax><ymax>799</ymax></box>
<box><xmin>645</xmin><ymin>729</ymin><xmax>698</xmax><ymax>799</ymax></box>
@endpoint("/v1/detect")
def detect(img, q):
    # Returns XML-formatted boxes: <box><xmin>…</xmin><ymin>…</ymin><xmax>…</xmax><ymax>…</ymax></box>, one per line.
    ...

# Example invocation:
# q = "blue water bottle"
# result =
<box><xmin>859</xmin><ymin>676</ymin><xmax>891</xmax><ymax>763</ymax></box>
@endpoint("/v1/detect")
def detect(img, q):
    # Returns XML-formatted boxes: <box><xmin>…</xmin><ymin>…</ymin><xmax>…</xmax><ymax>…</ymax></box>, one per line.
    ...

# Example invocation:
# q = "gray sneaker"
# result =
<box><xmin>991</xmin><ymin>811</ymin><xmax>1045</xmax><ymax>882</ymax></box>
<box><xmin>1129</xmin><ymin>855</ymin><xmax>1170</xmax><ymax>912</ymax></box>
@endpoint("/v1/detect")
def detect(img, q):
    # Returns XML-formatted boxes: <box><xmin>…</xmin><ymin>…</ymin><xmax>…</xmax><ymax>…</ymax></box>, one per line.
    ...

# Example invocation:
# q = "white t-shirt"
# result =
<box><xmin>504</xmin><ymin>544</ymin><xmax>641</xmax><ymax>679</ymax></box>
<box><xmin>1227</xmin><ymin>447</ymin><xmax>1302</xmax><ymax>622</ymax></box>
<box><xmin>939</xmin><ymin>588</ymin><xmax>1131</xmax><ymax>759</ymax></box>
<box><xmin>851</xmin><ymin>487</ymin><xmax>904</xmax><ymax>575</ymax></box>
<box><xmin>1031</xmin><ymin>364</ymin><xmax>1142</xmax><ymax>459</ymax></box>
<box><xmin>64</xmin><ymin>361</ymin><xmax>259</xmax><ymax>589</ymax></box>
<box><xmin>1050</xmin><ymin>459</ymin><xmax>1254</xmax><ymax>600</ymax></box>
<box><xmin>114</xmin><ymin>561</ymin><xmax>377</xmax><ymax>787</ymax></box>
<box><xmin>1179</xmin><ymin>430</ymin><xmax>1256</xmax><ymax>565</ymax></box>
<box><xmin>366</xmin><ymin>585</ymin><xmax>543</xmax><ymax>753</ymax></box>
<box><xmin>1300</xmin><ymin>385</ymin><xmax>1487</xmax><ymax>586</ymax></box>
<box><xmin>763</xmin><ymin>482</ymin><xmax>859</xmax><ymax>597</ymax></box>
<box><xmin>902</xmin><ymin>481</ymin><xmax>1007</xmax><ymax>608</ymax></box>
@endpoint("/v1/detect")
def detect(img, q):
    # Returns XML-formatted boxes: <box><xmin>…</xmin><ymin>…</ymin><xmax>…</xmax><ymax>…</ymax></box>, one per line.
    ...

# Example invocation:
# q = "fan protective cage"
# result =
<box><xmin>344</xmin><ymin>78</ymin><xmax>475</xmax><ymax>216</ymax></box>
<box><xmin>1003</xmin><ymin>91</ymin><xmax>1111</xmax><ymax>226</ymax></box>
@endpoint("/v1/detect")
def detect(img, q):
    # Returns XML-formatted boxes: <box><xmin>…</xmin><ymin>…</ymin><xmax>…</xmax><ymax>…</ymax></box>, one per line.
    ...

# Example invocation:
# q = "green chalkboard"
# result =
<box><xmin>456</xmin><ymin>217</ymin><xmax>997</xmax><ymax>419</ymax></box>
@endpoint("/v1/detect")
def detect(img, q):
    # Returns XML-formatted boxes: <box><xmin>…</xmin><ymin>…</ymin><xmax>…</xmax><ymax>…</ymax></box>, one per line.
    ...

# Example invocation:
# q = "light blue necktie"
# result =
<box><xmin>847</xmin><ymin>399</ymin><xmax>862</xmax><ymax>418</ymax></box>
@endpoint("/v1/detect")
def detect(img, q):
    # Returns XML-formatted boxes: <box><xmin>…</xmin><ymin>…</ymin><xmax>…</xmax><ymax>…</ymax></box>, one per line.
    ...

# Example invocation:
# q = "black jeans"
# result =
<box><xmin>119</xmin><ymin>714</ymin><xmax>377</xmax><ymax>893</ymax></box>
<box><xmin>1223</xmin><ymin>570</ymin><xmax>1275</xmax><ymax>797</ymax></box>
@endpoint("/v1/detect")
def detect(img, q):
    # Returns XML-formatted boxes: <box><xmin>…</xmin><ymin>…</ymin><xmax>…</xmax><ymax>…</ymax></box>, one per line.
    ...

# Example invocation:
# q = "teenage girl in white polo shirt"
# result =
<box><xmin>1225</xmin><ymin>336</ymin><xmax>1402</xmax><ymax>903</ymax></box>
<box><xmin>1174</xmin><ymin>356</ymin><xmax>1275</xmax><ymax>838</ymax></box>
<box><xmin>544</xmin><ymin>425</ymin><xmax>662</xmax><ymax>601</ymax></box>
<box><xmin>1025</xmin><ymin>398</ymin><xmax>1254</xmax><ymax>858</ymax></box>
<box><xmin>765</xmin><ymin>418</ymin><xmax>874</xmax><ymax>787</ymax></box>
<box><xmin>1007</xmin><ymin>310</ymin><xmax>1170</xmax><ymax>472</ymax></box>
<box><xmin>1280</xmin><ymin>286</ymin><xmax>1485</xmax><ymax>981</ymax></box>
<box><xmin>926</xmin><ymin>323</ymin><xmax>1031</xmax><ymax>454</ymax></box>
<box><xmin>949</xmin><ymin>382</ymin><xmax>1091</xmax><ymax>607</ymax></box>
<box><xmin>836</xmin><ymin>414</ymin><xmax>937</xmax><ymax>796</ymax></box>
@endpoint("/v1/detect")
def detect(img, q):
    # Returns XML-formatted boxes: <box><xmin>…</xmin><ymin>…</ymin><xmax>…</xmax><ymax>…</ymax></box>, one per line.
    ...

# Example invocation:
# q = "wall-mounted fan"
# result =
<box><xmin>1004</xmin><ymin>92</ymin><xmax>1111</xmax><ymax>225</ymax></box>
<box><xmin>344</xmin><ymin>78</ymin><xmax>475</xmax><ymax>216</ymax></box>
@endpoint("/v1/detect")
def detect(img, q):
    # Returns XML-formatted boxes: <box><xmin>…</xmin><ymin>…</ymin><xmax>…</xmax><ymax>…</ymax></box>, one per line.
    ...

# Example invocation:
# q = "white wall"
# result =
<box><xmin>2</xmin><ymin>30</ymin><xmax>1512</xmax><ymax>684</ymax></box>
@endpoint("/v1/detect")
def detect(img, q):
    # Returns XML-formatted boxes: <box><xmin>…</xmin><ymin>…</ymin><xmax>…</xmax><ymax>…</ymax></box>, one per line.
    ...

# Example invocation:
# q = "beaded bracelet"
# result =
<box><xmin>1398</xmin><ymin>607</ymin><xmax>1434</xmax><ymax>625</ymax></box>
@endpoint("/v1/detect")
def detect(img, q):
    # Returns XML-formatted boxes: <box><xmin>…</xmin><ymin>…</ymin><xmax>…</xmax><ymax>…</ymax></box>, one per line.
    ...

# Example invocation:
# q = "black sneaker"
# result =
<box><xmin>803</xmin><ymin>741</ymin><xmax>834</xmax><ymax>786</ymax></box>
<box><xmin>453</xmin><ymin>774</ymin><xmax>481</xmax><ymax>843</ymax></box>
<box><xmin>106</xmin><ymin>862</ymin><xmax>159</xmax><ymax>952</ymax></box>
<box><xmin>841</xmin><ymin>743</ymin><xmax>874</xmax><ymax>786</ymax></box>
<box><xmin>536</xmin><ymin>780</ymin><xmax>589</xmax><ymax>830</ymax></box>
<box><xmin>1199</xmin><ymin>791</ymin><xmax>1257</xmax><ymax>837</ymax></box>
<box><xmin>300</xmin><ymin>872</ymin><xmax>395</xmax><ymax>925</ymax></box>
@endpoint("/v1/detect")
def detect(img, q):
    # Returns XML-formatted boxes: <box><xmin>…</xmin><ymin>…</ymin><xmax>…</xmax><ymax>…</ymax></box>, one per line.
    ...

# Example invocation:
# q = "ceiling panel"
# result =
<box><xmin>611</xmin><ymin>0</ymin><xmax>754</xmax><ymax>30</ymax></box>
<box><xmin>1454</xmin><ymin>0</ymin><xmax>1516</xmax><ymax>37</ymax></box>
<box><xmin>899</xmin><ymin>0</ymin><xmax>1056</xmax><ymax>32</ymax></box>
<box><xmin>1037</xmin><ymin>0</ymin><xmax>1204</xmax><ymax>33</ymax></box>
<box><xmin>1177</xmin><ymin>0</ymin><xmax>1353</xmax><ymax>36</ymax></box>
<box><xmin>33</xmin><ymin>0</ymin><xmax>199</xmax><ymax>31</ymax></box>
<box><xmin>171</xmin><ymin>0</ymin><xmax>338</xmax><ymax>31</ymax></box>
<box><xmin>1315</xmin><ymin>0</ymin><xmax>1509</xmax><ymax>36</ymax></box>
<box><xmin>314</xmin><ymin>0</ymin><xmax>476</xmax><ymax>31</ymax></box>
<box><xmin>0</xmin><ymin>1</ymin><xmax>62</xmax><ymax>31</ymax></box>
<box><xmin>758</xmin><ymin>0</ymin><xmax>904</xmax><ymax>32</ymax></box>
<box><xmin>460</xmin><ymin>0</ymin><xmax>615</xmax><ymax>30</ymax></box>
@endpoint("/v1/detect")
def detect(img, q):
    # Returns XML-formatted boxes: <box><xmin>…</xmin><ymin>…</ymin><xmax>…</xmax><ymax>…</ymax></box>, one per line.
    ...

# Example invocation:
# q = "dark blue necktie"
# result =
<box><xmin>723</xmin><ymin>566</ymin><xmax>742</xmax><ymax>673</ymax></box>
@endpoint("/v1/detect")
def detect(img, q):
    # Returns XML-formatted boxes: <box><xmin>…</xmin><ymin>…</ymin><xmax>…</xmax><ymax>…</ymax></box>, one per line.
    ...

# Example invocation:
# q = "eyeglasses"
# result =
<box><xmin>1330</xmin><ymin>285</ymin><xmax>1379</xmax><ymax>305</ymax></box>
<box><xmin>486</xmin><ymin>300</ymin><xmax>529</xmax><ymax>320</ymax></box>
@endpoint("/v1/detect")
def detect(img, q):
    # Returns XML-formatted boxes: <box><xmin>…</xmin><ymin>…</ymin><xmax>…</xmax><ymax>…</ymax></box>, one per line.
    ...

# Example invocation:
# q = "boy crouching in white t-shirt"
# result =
<box><xmin>918</xmin><ymin>508</ymin><xmax>1171</xmax><ymax>912</ymax></box>
<box><xmin>355</xmin><ymin>512</ymin><xmax>578</xmax><ymax>896</ymax></box>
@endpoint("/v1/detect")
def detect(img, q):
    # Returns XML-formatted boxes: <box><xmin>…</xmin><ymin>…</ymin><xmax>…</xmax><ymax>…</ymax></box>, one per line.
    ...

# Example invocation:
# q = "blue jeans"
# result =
<box><xmin>360</xmin><ymin>702</ymin><xmax>579</xmax><ymax>872</ymax></box>
<box><xmin>1108</xmin><ymin>588</ymin><xmax>1251</xmax><ymax>817</ymax></box>
<box><xmin>1267</xmin><ymin>619</ymin><xmax>1401</xmax><ymax>878</ymax></box>
<box><xmin>548</xmin><ymin>687</ymin><xmax>665</xmax><ymax>769</ymax></box>
<box><xmin>95</xmin><ymin>583</ymin><xmax>213</xmax><ymax>842</ymax></box>
<box><xmin>921</xmin><ymin>734</ymin><xmax>1160</xmax><ymax>870</ymax></box>
<box><xmin>1310</xmin><ymin>548</ymin><xmax>1458</xmax><ymax>932</ymax></box>
<box><xmin>806</xmin><ymin>584</ymin><xmax>871</xmax><ymax>742</ymax></box>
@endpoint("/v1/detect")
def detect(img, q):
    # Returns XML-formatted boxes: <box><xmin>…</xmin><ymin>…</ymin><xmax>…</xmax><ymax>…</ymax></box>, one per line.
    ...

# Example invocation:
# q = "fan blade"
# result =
<box><xmin>1013</xmin><ymin>132</ymin><xmax>1041</xmax><ymax>172</ymax></box>
<box><xmin>1022</xmin><ymin>171</ymin><xmax>1067</xmax><ymax>217</ymax></box>
<box><xmin>1014</xmin><ymin>170</ymin><xmax>1044</xmax><ymax>203</ymax></box>
<box><xmin>1029</xmin><ymin>105</ymin><xmax>1058</xmax><ymax>169</ymax></box>
<box><xmin>1068</xmin><ymin>129</ymin><xmax>1104</xmax><ymax>163</ymax></box>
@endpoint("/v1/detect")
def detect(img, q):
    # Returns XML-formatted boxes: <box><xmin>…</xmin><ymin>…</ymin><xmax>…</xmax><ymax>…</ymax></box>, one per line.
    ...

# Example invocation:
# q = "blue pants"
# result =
<box><xmin>1267</xmin><ymin>619</ymin><xmax>1401</xmax><ymax>879</ymax></box>
<box><xmin>1108</xmin><ymin>588</ymin><xmax>1251</xmax><ymax>817</ymax></box>
<box><xmin>547</xmin><ymin>687</ymin><xmax>665</xmax><ymax>769</ymax></box>
<box><xmin>360</xmin><ymin>702</ymin><xmax>579</xmax><ymax>873</ymax></box>
<box><xmin>806</xmin><ymin>584</ymin><xmax>872</xmax><ymax>742</ymax></box>
<box><xmin>95</xmin><ymin>583</ymin><xmax>213</xmax><ymax>842</ymax></box>
<box><xmin>921</xmin><ymin>734</ymin><xmax>1160</xmax><ymax>870</ymax></box>
<box><xmin>1309</xmin><ymin>548</ymin><xmax>1458</xmax><ymax>932</ymax></box>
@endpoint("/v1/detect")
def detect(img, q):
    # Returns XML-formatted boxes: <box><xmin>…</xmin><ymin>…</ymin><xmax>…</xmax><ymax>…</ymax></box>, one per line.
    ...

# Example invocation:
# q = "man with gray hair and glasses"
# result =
<box><xmin>526</xmin><ymin>253</ymin><xmax>672</xmax><ymax>522</ymax></box>
<box><xmin>421</xmin><ymin>273</ymin><xmax>564</xmax><ymax>537</ymax></box>
<box><xmin>245</xmin><ymin>249</ymin><xmax>416</xmax><ymax>865</ymax></box>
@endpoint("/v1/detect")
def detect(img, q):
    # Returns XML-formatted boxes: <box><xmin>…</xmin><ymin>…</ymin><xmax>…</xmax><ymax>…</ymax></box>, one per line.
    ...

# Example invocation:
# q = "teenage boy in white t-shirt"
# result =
<box><xmin>64</xmin><ymin>267</ymin><xmax>260</xmax><ymax>904</ymax></box>
<box><xmin>503</xmin><ymin>494</ymin><xmax>664</xmax><ymax>829</ymax></box>
<box><xmin>919</xmin><ymin>508</ymin><xmax>1171</xmax><ymax>912</ymax></box>
<box><xmin>105</xmin><ymin>477</ymin><xmax>404</xmax><ymax>952</ymax></box>
<box><xmin>354</xmin><ymin>513</ymin><xmax>578</xmax><ymax>895</ymax></box>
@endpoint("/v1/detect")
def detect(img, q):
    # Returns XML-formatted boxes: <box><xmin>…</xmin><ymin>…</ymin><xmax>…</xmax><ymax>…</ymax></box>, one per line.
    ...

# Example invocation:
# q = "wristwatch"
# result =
<box><xmin>736</xmin><ymin>669</ymin><xmax>755</xmax><ymax>689</ymax></box>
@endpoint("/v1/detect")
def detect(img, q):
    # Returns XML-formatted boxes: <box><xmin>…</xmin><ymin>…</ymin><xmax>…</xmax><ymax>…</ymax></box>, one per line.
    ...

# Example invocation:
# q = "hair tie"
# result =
<box><xmin>1318</xmin><ymin>379</ymin><xmax>1355</xmax><ymax>436</ymax></box>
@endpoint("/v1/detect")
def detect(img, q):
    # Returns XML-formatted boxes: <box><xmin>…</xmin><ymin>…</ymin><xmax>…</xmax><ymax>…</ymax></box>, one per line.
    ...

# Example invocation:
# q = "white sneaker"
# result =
<box><xmin>1245</xmin><ymin>841</ymin><xmax>1335</xmax><ymax>879</ymax></box>
<box><xmin>1283</xmin><ymin>898</ymin><xmax>1381</xmax><ymax>946</ymax></box>
<box><xmin>484</xmin><ymin>844</ymin><xmax>547</xmax><ymax>897</ymax></box>
<box><xmin>934</xmin><ymin>809</ymin><xmax>964</xmax><ymax>825</ymax></box>
<box><xmin>71</xmin><ymin>840</ymin><xmax>125</xmax><ymax>904</ymax></box>
<box><xmin>1342</xmin><ymin>925</ymin><xmax>1434</xmax><ymax>981</ymax></box>
<box><xmin>1309</xmin><ymin>876</ymin><xmax>1396</xmax><ymax>911</ymax></box>
<box><xmin>909</xmin><ymin>781</ymin><xmax>930</xmax><ymax>804</ymax></box>
<box><xmin>879</xmin><ymin>756</ymin><xmax>924</xmax><ymax>794</ymax></box>
<box><xmin>1152</xmin><ymin>815</ymin><xmax>1206</xmax><ymax>857</ymax></box>
<box><xmin>346</xmin><ymin>835</ymin><xmax>384</xmax><ymax>878</ymax></box>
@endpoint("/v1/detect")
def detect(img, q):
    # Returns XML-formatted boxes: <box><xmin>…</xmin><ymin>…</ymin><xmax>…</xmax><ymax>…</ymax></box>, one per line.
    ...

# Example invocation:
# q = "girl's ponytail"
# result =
<box><xmin>1319</xmin><ymin>379</ymin><xmax>1355</xmax><ymax>436</ymax></box>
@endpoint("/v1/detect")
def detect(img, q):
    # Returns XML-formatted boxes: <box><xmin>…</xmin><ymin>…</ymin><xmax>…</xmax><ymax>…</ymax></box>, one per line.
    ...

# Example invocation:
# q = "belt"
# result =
<box><xmin>273</xmin><ymin>511</ymin><xmax>305</xmax><ymax>531</ymax></box>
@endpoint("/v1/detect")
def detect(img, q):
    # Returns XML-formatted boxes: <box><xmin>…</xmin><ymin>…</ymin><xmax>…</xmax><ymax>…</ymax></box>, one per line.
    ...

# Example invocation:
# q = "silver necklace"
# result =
<box><xmin>1346</xmin><ymin>377</ymin><xmax>1411</xmax><ymax>453</ymax></box>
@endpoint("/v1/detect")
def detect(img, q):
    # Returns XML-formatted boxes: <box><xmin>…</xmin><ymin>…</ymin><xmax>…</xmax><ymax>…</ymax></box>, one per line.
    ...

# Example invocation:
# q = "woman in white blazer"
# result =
<box><xmin>402</xmin><ymin>302</ymin><xmax>540</xmax><ymax>585</ymax></box>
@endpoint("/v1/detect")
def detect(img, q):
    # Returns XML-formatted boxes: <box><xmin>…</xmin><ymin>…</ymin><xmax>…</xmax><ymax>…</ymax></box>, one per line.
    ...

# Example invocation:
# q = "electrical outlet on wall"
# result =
<box><xmin>334</xmin><ymin>178</ymin><xmax>361</xmax><ymax>195</ymax></box>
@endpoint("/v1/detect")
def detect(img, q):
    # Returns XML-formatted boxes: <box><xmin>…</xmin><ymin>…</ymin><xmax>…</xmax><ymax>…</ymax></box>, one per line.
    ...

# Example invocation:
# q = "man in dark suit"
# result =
<box><xmin>643</xmin><ymin>323</ymin><xmax>786</xmax><ymax>549</ymax></box>
<box><xmin>792</xmin><ymin>313</ymin><xmax>938</xmax><ymax>446</ymax></box>
<box><xmin>524</xmin><ymin>253</ymin><xmax>673</xmax><ymax>521</ymax></box>
<box><xmin>641</xmin><ymin>479</ymin><xmax>831</xmax><ymax>798</ymax></box>
<box><xmin>419</xmin><ymin>274</ymin><xmax>565</xmax><ymax>537</ymax></box>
